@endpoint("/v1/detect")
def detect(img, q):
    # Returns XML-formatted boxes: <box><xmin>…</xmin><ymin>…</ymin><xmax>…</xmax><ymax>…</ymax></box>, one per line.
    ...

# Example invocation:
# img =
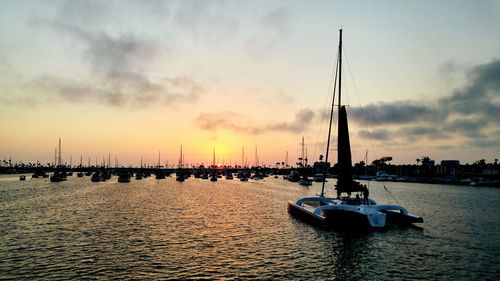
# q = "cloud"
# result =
<box><xmin>245</xmin><ymin>6</ymin><xmax>292</xmax><ymax>57</ymax></box>
<box><xmin>275</xmin><ymin>89</ymin><xmax>296</xmax><ymax>105</ymax></box>
<box><xmin>350</xmin><ymin>101</ymin><xmax>433</xmax><ymax>125</ymax></box>
<box><xmin>3</xmin><ymin>15</ymin><xmax>203</xmax><ymax>108</ymax></box>
<box><xmin>267</xmin><ymin>109</ymin><xmax>315</xmax><ymax>133</ymax></box>
<box><xmin>194</xmin><ymin>112</ymin><xmax>264</xmax><ymax>135</ymax></box>
<box><xmin>261</xmin><ymin>6</ymin><xmax>291</xmax><ymax>34</ymax></box>
<box><xmin>353</xmin><ymin>59</ymin><xmax>500</xmax><ymax>147</ymax></box>
<box><xmin>358</xmin><ymin>129</ymin><xmax>391</xmax><ymax>140</ymax></box>
<box><xmin>194</xmin><ymin>109</ymin><xmax>315</xmax><ymax>135</ymax></box>
<box><xmin>25</xmin><ymin>74</ymin><xmax>202</xmax><ymax>108</ymax></box>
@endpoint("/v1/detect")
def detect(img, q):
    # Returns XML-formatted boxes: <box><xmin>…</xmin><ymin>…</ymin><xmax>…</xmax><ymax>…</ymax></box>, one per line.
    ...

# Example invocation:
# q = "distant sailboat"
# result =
<box><xmin>288</xmin><ymin>29</ymin><xmax>423</xmax><ymax>229</ymax></box>
<box><xmin>50</xmin><ymin>138</ymin><xmax>67</xmax><ymax>182</ymax></box>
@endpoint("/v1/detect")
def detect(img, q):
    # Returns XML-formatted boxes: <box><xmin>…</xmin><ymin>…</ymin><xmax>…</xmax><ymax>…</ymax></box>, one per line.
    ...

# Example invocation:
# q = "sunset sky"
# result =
<box><xmin>1</xmin><ymin>0</ymin><xmax>499</xmax><ymax>166</ymax></box>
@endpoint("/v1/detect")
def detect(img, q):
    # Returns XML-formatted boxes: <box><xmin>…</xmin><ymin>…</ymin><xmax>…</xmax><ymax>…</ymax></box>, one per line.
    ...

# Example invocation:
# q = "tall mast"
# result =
<box><xmin>255</xmin><ymin>147</ymin><xmax>258</xmax><ymax>167</ymax></box>
<box><xmin>180</xmin><ymin>145</ymin><xmax>183</xmax><ymax>168</ymax></box>
<box><xmin>338</xmin><ymin>28</ymin><xmax>342</xmax><ymax>118</ymax></box>
<box><xmin>158</xmin><ymin>150</ymin><xmax>161</xmax><ymax>168</ymax></box>
<box><xmin>241</xmin><ymin>147</ymin><xmax>244</xmax><ymax>168</ymax></box>
<box><xmin>212</xmin><ymin>148</ymin><xmax>215</xmax><ymax>166</ymax></box>
<box><xmin>301</xmin><ymin>136</ymin><xmax>305</xmax><ymax>167</ymax></box>
<box><xmin>58</xmin><ymin>138</ymin><xmax>62</xmax><ymax>167</ymax></box>
<box><xmin>320</xmin><ymin>28</ymin><xmax>341</xmax><ymax>197</ymax></box>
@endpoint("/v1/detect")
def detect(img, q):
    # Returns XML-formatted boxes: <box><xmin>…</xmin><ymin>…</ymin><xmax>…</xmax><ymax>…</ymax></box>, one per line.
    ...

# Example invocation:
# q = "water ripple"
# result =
<box><xmin>1</xmin><ymin>176</ymin><xmax>499</xmax><ymax>280</ymax></box>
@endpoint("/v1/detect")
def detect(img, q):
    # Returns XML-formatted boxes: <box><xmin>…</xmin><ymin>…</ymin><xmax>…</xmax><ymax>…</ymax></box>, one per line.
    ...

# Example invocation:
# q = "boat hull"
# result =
<box><xmin>287</xmin><ymin>201</ymin><xmax>326</xmax><ymax>226</ymax></box>
<box><xmin>288</xmin><ymin>199</ymin><xmax>388</xmax><ymax>229</ymax></box>
<box><xmin>383</xmin><ymin>209</ymin><xmax>424</xmax><ymax>225</ymax></box>
<box><xmin>322</xmin><ymin>209</ymin><xmax>373</xmax><ymax>229</ymax></box>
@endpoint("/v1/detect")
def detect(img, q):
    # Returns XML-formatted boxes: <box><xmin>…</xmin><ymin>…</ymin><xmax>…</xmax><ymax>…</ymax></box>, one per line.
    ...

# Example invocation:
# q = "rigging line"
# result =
<box><xmin>343</xmin><ymin>45</ymin><xmax>381</xmax><ymax>164</ymax></box>
<box><xmin>383</xmin><ymin>184</ymin><xmax>400</xmax><ymax>205</ymax></box>
<box><xmin>320</xmin><ymin>43</ymin><xmax>340</xmax><ymax>197</ymax></box>
<box><xmin>312</xmin><ymin>45</ymin><xmax>339</xmax><ymax>170</ymax></box>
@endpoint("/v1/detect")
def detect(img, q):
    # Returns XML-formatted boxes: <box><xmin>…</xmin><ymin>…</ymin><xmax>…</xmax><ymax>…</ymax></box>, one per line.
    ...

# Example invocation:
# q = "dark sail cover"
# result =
<box><xmin>337</xmin><ymin>106</ymin><xmax>354</xmax><ymax>193</ymax></box>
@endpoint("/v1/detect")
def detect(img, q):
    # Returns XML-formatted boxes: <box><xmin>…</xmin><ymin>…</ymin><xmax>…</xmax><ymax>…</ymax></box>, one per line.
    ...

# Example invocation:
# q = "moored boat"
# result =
<box><xmin>117</xmin><ymin>171</ymin><xmax>131</xmax><ymax>183</ymax></box>
<box><xmin>288</xmin><ymin>29</ymin><xmax>423</xmax><ymax>229</ymax></box>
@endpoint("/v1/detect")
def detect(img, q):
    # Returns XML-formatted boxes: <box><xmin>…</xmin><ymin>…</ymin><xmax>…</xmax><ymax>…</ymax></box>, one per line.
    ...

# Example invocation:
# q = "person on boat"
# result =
<box><xmin>362</xmin><ymin>185</ymin><xmax>369</xmax><ymax>205</ymax></box>
<box><xmin>355</xmin><ymin>194</ymin><xmax>361</xmax><ymax>205</ymax></box>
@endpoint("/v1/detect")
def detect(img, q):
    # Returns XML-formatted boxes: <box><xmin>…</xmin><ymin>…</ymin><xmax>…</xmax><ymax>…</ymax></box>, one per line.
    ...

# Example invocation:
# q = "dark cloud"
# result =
<box><xmin>194</xmin><ymin>109</ymin><xmax>315</xmax><ymax>135</ymax></box>
<box><xmin>398</xmin><ymin>126</ymin><xmax>449</xmax><ymax>140</ymax></box>
<box><xmin>439</xmin><ymin>59</ymin><xmax>500</xmax><ymax>117</ymax></box>
<box><xmin>350</xmin><ymin>101</ymin><xmax>433</xmax><ymax>125</ymax></box>
<box><xmin>353</xmin><ymin>59</ymin><xmax>500</xmax><ymax>147</ymax></box>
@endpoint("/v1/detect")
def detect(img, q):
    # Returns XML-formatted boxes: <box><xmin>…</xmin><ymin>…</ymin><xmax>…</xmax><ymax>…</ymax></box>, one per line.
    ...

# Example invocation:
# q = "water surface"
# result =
<box><xmin>1</xmin><ymin>175</ymin><xmax>499</xmax><ymax>280</ymax></box>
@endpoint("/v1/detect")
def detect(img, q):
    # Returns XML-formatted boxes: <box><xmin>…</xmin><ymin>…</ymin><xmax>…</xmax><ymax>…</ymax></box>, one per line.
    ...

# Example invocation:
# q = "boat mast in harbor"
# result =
<box><xmin>320</xmin><ymin>28</ymin><xmax>341</xmax><ymax>197</ymax></box>
<box><xmin>57</xmin><ymin>138</ymin><xmax>62</xmax><ymax>167</ymax></box>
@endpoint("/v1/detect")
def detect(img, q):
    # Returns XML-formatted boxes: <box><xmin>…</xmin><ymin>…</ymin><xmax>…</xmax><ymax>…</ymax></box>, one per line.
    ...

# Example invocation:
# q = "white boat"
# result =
<box><xmin>288</xmin><ymin>29</ymin><xmax>423</xmax><ymax>229</ymax></box>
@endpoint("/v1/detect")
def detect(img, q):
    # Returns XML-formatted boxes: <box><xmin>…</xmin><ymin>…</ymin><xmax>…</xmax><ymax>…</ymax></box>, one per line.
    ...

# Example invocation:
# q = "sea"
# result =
<box><xmin>1</xmin><ymin>174</ymin><xmax>499</xmax><ymax>280</ymax></box>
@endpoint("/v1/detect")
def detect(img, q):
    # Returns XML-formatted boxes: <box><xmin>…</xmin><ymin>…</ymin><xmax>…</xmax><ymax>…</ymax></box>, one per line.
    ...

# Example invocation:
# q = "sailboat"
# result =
<box><xmin>288</xmin><ymin>29</ymin><xmax>423</xmax><ymax>229</ymax></box>
<box><xmin>50</xmin><ymin>138</ymin><xmax>67</xmax><ymax>182</ymax></box>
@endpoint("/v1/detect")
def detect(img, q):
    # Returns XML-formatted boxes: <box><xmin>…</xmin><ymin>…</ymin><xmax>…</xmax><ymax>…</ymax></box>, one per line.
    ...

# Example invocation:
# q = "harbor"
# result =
<box><xmin>1</xmin><ymin>1</ymin><xmax>499</xmax><ymax>280</ymax></box>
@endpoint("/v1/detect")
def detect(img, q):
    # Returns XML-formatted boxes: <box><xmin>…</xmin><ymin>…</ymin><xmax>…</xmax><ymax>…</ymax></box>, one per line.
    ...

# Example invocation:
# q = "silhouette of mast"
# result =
<box><xmin>57</xmin><ymin>138</ymin><xmax>62</xmax><ymax>167</ymax></box>
<box><xmin>321</xmin><ymin>28</ymin><xmax>341</xmax><ymax>197</ymax></box>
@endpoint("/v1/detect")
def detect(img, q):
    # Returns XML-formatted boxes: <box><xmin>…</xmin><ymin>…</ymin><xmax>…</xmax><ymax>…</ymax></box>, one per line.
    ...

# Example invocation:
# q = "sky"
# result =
<box><xmin>1</xmin><ymin>0</ymin><xmax>499</xmax><ymax>167</ymax></box>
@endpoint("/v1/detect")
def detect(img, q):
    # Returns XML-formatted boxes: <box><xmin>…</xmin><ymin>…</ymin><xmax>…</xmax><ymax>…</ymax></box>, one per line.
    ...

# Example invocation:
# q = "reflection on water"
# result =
<box><xmin>1</xmin><ymin>175</ymin><xmax>499</xmax><ymax>280</ymax></box>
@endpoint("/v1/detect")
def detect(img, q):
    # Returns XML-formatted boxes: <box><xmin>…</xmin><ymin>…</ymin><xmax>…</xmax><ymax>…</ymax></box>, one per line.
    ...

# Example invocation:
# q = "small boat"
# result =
<box><xmin>288</xmin><ymin>29</ymin><xmax>423</xmax><ymax>229</ymax></box>
<box><xmin>313</xmin><ymin>173</ymin><xmax>326</xmax><ymax>182</ymax></box>
<box><xmin>210</xmin><ymin>173</ymin><xmax>218</xmax><ymax>182</ymax></box>
<box><xmin>32</xmin><ymin>170</ymin><xmax>48</xmax><ymax>178</ymax></box>
<box><xmin>91</xmin><ymin>172</ymin><xmax>101</xmax><ymax>182</ymax></box>
<box><xmin>135</xmin><ymin>173</ymin><xmax>143</xmax><ymax>180</ymax></box>
<box><xmin>19</xmin><ymin>175</ymin><xmax>26</xmax><ymax>181</ymax></box>
<box><xmin>251</xmin><ymin>172</ymin><xmax>263</xmax><ymax>180</ymax></box>
<box><xmin>287</xmin><ymin>171</ymin><xmax>300</xmax><ymax>182</ymax></box>
<box><xmin>117</xmin><ymin>171</ymin><xmax>131</xmax><ymax>183</ymax></box>
<box><xmin>77</xmin><ymin>172</ymin><xmax>84</xmax><ymax>177</ymax></box>
<box><xmin>176</xmin><ymin>172</ymin><xmax>185</xmax><ymax>182</ymax></box>
<box><xmin>299</xmin><ymin>176</ymin><xmax>312</xmax><ymax>186</ymax></box>
<box><xmin>50</xmin><ymin>171</ymin><xmax>67</xmax><ymax>182</ymax></box>
<box><xmin>155</xmin><ymin>170</ymin><xmax>166</xmax><ymax>179</ymax></box>
<box><xmin>225</xmin><ymin>173</ymin><xmax>234</xmax><ymax>180</ymax></box>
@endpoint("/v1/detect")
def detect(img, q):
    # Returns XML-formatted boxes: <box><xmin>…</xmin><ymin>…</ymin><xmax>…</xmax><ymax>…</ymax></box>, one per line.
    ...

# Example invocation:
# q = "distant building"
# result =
<box><xmin>440</xmin><ymin>160</ymin><xmax>460</xmax><ymax>175</ymax></box>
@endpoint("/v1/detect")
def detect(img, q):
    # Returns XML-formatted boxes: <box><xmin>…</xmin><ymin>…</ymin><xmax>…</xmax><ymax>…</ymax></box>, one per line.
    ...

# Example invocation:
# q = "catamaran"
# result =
<box><xmin>288</xmin><ymin>29</ymin><xmax>423</xmax><ymax>229</ymax></box>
